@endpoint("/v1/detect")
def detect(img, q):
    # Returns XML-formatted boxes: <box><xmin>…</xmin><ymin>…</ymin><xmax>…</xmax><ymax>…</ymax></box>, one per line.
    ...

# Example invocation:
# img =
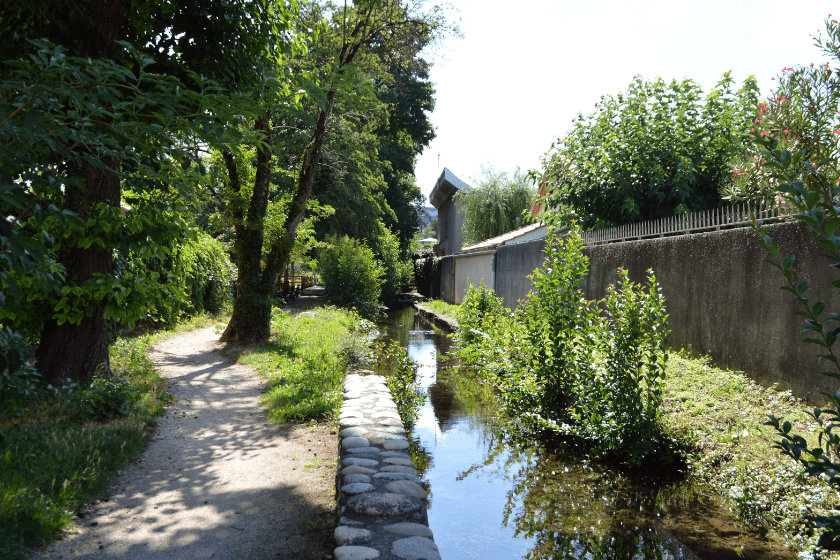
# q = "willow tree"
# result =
<box><xmin>220</xmin><ymin>0</ymin><xmax>454</xmax><ymax>344</ymax></box>
<box><xmin>455</xmin><ymin>167</ymin><xmax>537</xmax><ymax>245</ymax></box>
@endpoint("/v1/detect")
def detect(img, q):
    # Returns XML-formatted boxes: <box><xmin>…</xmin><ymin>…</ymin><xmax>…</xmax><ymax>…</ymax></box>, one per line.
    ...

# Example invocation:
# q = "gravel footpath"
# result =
<box><xmin>29</xmin><ymin>316</ymin><xmax>338</xmax><ymax>560</ymax></box>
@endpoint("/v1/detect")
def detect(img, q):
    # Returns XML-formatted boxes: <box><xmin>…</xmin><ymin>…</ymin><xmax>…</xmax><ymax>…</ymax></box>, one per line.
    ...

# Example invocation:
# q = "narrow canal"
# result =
<box><xmin>378</xmin><ymin>306</ymin><xmax>797</xmax><ymax>560</ymax></box>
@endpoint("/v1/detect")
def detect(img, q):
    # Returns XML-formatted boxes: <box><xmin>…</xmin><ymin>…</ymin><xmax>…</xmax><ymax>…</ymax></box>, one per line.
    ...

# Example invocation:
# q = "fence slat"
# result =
<box><xmin>581</xmin><ymin>198</ymin><xmax>794</xmax><ymax>246</ymax></box>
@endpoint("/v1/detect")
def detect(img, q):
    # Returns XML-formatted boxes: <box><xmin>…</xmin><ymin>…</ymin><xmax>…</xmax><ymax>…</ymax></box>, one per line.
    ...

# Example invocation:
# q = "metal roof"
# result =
<box><xmin>429</xmin><ymin>167</ymin><xmax>470</xmax><ymax>208</ymax></box>
<box><xmin>459</xmin><ymin>222</ymin><xmax>553</xmax><ymax>254</ymax></box>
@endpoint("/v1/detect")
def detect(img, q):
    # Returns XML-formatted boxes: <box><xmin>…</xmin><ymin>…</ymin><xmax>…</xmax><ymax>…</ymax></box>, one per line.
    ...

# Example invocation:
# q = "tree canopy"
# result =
<box><xmin>538</xmin><ymin>74</ymin><xmax>760</xmax><ymax>229</ymax></box>
<box><xmin>455</xmin><ymin>167</ymin><xmax>536</xmax><ymax>245</ymax></box>
<box><xmin>0</xmin><ymin>0</ymin><xmax>455</xmax><ymax>377</ymax></box>
<box><xmin>0</xmin><ymin>0</ymin><xmax>299</xmax><ymax>381</ymax></box>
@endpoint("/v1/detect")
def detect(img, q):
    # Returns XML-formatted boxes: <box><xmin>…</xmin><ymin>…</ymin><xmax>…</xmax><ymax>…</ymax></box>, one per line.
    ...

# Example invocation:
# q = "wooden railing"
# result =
<box><xmin>581</xmin><ymin>199</ymin><xmax>796</xmax><ymax>246</ymax></box>
<box><xmin>275</xmin><ymin>274</ymin><xmax>315</xmax><ymax>299</ymax></box>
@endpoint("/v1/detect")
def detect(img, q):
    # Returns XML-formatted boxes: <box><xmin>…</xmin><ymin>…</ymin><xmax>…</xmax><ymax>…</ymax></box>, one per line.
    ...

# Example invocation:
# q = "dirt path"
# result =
<box><xmin>31</xmin><ymin>322</ymin><xmax>337</xmax><ymax>560</ymax></box>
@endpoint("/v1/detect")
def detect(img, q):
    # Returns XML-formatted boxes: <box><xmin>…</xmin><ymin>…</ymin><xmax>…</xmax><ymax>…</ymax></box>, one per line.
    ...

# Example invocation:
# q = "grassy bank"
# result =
<box><xmin>420</xmin><ymin>298</ymin><xmax>840</xmax><ymax>555</ymax></box>
<box><xmin>663</xmin><ymin>353</ymin><xmax>838</xmax><ymax>555</ymax></box>
<box><xmin>0</xmin><ymin>315</ymin><xmax>216</xmax><ymax>560</ymax></box>
<box><xmin>232</xmin><ymin>305</ymin><xmax>374</xmax><ymax>423</ymax></box>
<box><xmin>416</xmin><ymin>299</ymin><xmax>460</xmax><ymax>321</ymax></box>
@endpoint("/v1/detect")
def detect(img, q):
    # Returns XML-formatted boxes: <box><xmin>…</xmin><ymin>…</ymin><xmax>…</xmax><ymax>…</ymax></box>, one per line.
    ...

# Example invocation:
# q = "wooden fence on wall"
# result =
<box><xmin>581</xmin><ymin>199</ymin><xmax>796</xmax><ymax>246</ymax></box>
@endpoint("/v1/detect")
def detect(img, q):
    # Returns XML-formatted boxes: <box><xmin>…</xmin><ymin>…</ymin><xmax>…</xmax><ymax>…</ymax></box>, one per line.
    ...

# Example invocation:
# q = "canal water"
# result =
<box><xmin>378</xmin><ymin>306</ymin><xmax>797</xmax><ymax>560</ymax></box>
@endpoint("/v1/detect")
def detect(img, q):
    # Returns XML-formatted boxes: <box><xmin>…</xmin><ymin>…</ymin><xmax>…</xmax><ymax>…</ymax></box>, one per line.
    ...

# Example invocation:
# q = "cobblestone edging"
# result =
<box><xmin>334</xmin><ymin>371</ymin><xmax>441</xmax><ymax>560</ymax></box>
<box><xmin>412</xmin><ymin>303</ymin><xmax>458</xmax><ymax>333</ymax></box>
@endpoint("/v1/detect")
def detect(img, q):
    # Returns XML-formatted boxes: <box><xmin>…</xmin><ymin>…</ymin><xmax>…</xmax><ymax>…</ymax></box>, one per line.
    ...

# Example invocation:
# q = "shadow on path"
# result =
<box><xmin>32</xmin><ymin>325</ymin><xmax>337</xmax><ymax>560</ymax></box>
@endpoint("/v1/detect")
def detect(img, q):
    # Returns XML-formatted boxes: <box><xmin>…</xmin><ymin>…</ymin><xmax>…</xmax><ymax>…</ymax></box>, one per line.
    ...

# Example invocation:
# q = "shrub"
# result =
<box><xmin>459</xmin><ymin>227</ymin><xmax>671</xmax><ymax>464</ymax></box>
<box><xmin>458</xmin><ymin>280</ymin><xmax>505</xmax><ymax>345</ymax></box>
<box><xmin>516</xmin><ymin>229</ymin><xmax>598</xmax><ymax>423</ymax></box>
<box><xmin>539</xmin><ymin>74</ymin><xmax>759</xmax><ymax>229</ymax></box>
<box><xmin>522</xmin><ymin>230</ymin><xmax>670</xmax><ymax>463</ymax></box>
<box><xmin>0</xmin><ymin>327</ymin><xmax>50</xmax><ymax>409</ymax></box>
<box><xmin>369</xmin><ymin>225</ymin><xmax>412</xmax><ymax>307</ymax></box>
<box><xmin>750</xmin><ymin>17</ymin><xmax>840</xmax><ymax>552</ymax></box>
<box><xmin>62</xmin><ymin>377</ymin><xmax>140</xmax><ymax>421</ymax></box>
<box><xmin>317</xmin><ymin>235</ymin><xmax>384</xmax><ymax>319</ymax></box>
<box><xmin>581</xmin><ymin>269</ymin><xmax>669</xmax><ymax>463</ymax></box>
<box><xmin>109</xmin><ymin>230</ymin><xmax>235</xmax><ymax>327</ymax></box>
<box><xmin>176</xmin><ymin>232</ymin><xmax>236</xmax><ymax>315</ymax></box>
<box><xmin>725</xmin><ymin>23</ymin><xmax>840</xmax><ymax>201</ymax></box>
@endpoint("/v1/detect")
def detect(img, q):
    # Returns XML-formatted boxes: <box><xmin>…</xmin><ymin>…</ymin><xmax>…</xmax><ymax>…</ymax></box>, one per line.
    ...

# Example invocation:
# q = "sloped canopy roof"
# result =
<box><xmin>429</xmin><ymin>167</ymin><xmax>470</xmax><ymax>208</ymax></box>
<box><xmin>459</xmin><ymin>222</ymin><xmax>560</xmax><ymax>254</ymax></box>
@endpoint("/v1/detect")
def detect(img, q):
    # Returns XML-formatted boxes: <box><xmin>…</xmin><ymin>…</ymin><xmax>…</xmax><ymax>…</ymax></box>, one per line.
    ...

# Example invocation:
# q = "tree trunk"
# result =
<box><xmin>265</xmin><ymin>90</ymin><xmax>337</xmax><ymax>283</ymax></box>
<box><xmin>36</xmin><ymin>0</ymin><xmax>122</xmax><ymax>385</ymax></box>
<box><xmin>37</xmin><ymin>156</ymin><xmax>121</xmax><ymax>385</ymax></box>
<box><xmin>220</xmin><ymin>114</ymin><xmax>276</xmax><ymax>345</ymax></box>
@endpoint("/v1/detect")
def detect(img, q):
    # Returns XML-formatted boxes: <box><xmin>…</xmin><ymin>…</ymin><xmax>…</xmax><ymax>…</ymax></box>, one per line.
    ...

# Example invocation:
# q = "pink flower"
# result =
<box><xmin>761</xmin><ymin>131</ymin><xmax>767</xmax><ymax>137</ymax></box>
<box><xmin>835</xmin><ymin>129</ymin><xmax>840</xmax><ymax>135</ymax></box>
<box><xmin>784</xmin><ymin>130</ymin><xmax>790</xmax><ymax>134</ymax></box>
<box><xmin>751</xmin><ymin>128</ymin><xmax>755</xmax><ymax>132</ymax></box>
<box><xmin>732</xmin><ymin>168</ymin><xmax>742</xmax><ymax>175</ymax></box>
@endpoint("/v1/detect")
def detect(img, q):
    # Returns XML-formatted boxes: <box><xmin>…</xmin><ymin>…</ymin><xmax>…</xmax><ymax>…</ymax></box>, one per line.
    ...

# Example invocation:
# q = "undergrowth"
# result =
<box><xmin>448</xmin><ymin>278</ymin><xmax>840</xmax><ymax>554</ymax></box>
<box><xmin>664</xmin><ymin>352</ymin><xmax>840</xmax><ymax>556</ymax></box>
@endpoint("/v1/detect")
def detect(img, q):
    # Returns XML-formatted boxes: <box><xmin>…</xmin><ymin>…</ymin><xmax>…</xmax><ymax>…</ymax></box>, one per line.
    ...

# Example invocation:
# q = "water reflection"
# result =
<box><xmin>378</xmin><ymin>307</ymin><xmax>794</xmax><ymax>560</ymax></box>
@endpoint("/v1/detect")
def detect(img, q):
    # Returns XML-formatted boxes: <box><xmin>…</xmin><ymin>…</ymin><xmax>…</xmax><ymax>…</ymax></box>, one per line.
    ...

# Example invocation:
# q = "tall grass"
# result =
<box><xmin>235</xmin><ymin>306</ymin><xmax>374</xmax><ymax>422</ymax></box>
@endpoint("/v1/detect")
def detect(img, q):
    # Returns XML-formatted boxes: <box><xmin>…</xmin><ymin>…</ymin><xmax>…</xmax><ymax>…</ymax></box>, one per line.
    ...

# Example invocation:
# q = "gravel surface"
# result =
<box><xmin>29</xmin><ymin>322</ymin><xmax>338</xmax><ymax>560</ymax></box>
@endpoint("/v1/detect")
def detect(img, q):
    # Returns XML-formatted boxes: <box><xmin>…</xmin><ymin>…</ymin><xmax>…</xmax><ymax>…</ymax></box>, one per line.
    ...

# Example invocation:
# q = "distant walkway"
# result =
<box><xmin>282</xmin><ymin>285</ymin><xmax>326</xmax><ymax>313</ymax></box>
<box><xmin>30</xmin><ymin>323</ymin><xmax>337</xmax><ymax>560</ymax></box>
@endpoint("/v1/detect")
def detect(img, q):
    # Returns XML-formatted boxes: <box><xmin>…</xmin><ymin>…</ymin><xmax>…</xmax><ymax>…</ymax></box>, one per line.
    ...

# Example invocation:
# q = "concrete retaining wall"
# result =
<box><xmin>484</xmin><ymin>221</ymin><xmax>840</xmax><ymax>403</ymax></box>
<box><xmin>581</xmin><ymin>220</ymin><xmax>840</xmax><ymax>402</ymax></box>
<box><xmin>413</xmin><ymin>303</ymin><xmax>458</xmax><ymax>333</ymax></box>
<box><xmin>495</xmin><ymin>239</ymin><xmax>547</xmax><ymax>310</ymax></box>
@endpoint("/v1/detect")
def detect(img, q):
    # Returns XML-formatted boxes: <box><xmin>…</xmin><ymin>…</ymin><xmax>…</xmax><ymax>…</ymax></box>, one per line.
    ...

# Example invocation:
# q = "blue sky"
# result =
<box><xmin>415</xmin><ymin>0</ymin><xmax>835</xmax><ymax>202</ymax></box>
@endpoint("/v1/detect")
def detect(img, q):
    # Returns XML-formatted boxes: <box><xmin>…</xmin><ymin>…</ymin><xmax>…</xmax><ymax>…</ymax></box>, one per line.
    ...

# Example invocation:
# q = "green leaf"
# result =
<box><xmin>782</xmin><ymin>254</ymin><xmax>795</xmax><ymax>270</ymax></box>
<box><xmin>813</xmin><ymin>301</ymin><xmax>827</xmax><ymax>318</ymax></box>
<box><xmin>797</xmin><ymin>281</ymin><xmax>811</xmax><ymax>295</ymax></box>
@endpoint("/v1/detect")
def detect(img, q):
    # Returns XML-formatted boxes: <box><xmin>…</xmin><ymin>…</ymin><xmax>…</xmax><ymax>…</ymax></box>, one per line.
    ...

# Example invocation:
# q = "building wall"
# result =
<box><xmin>452</xmin><ymin>253</ymin><xmax>494</xmax><ymax>304</ymax></box>
<box><xmin>495</xmin><ymin>239</ymin><xmax>547</xmax><ymax>310</ymax></box>
<box><xmin>440</xmin><ymin>255</ymin><xmax>455</xmax><ymax>304</ymax></box>
<box><xmin>437</xmin><ymin>197</ymin><xmax>464</xmax><ymax>256</ymax></box>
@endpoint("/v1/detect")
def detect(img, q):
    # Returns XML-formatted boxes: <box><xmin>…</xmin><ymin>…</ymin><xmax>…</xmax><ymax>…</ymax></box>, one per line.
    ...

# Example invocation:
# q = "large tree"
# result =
<box><xmin>219</xmin><ymin>0</ymin><xmax>454</xmax><ymax>345</ymax></box>
<box><xmin>0</xmin><ymin>1</ymin><xmax>294</xmax><ymax>383</ymax></box>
